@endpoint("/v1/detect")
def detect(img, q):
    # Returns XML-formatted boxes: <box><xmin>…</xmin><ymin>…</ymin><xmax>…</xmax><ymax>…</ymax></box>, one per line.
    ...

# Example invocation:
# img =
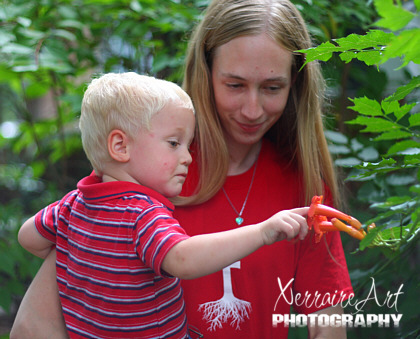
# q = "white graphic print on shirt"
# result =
<box><xmin>198</xmin><ymin>261</ymin><xmax>252</xmax><ymax>331</ymax></box>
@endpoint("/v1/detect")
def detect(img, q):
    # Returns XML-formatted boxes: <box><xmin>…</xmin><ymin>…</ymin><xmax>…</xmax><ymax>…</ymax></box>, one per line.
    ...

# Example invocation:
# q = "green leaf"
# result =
<box><xmin>25</xmin><ymin>82</ymin><xmax>51</xmax><ymax>98</ymax></box>
<box><xmin>386</xmin><ymin>140</ymin><xmax>420</xmax><ymax>156</ymax></box>
<box><xmin>298</xmin><ymin>41</ymin><xmax>341</xmax><ymax>64</ymax></box>
<box><xmin>358</xmin><ymin>158</ymin><xmax>397</xmax><ymax>168</ymax></box>
<box><xmin>360</xmin><ymin>226</ymin><xmax>380</xmax><ymax>250</ymax></box>
<box><xmin>347</xmin><ymin>116</ymin><xmax>400</xmax><ymax>133</ymax></box>
<box><xmin>335</xmin><ymin>157</ymin><xmax>362</xmax><ymax>167</ymax></box>
<box><xmin>152</xmin><ymin>53</ymin><xmax>181</xmax><ymax>73</ymax></box>
<box><xmin>380</xmin><ymin>100</ymin><xmax>415</xmax><ymax>121</ymax></box>
<box><xmin>31</xmin><ymin>160</ymin><xmax>47</xmax><ymax>177</ymax></box>
<box><xmin>358</xmin><ymin>147</ymin><xmax>379</xmax><ymax>161</ymax></box>
<box><xmin>57</xmin><ymin>20</ymin><xmax>85</xmax><ymax>30</ymax></box>
<box><xmin>350</xmin><ymin>139</ymin><xmax>364</xmax><ymax>152</ymax></box>
<box><xmin>401</xmin><ymin>148</ymin><xmax>420</xmax><ymax>156</ymax></box>
<box><xmin>324</xmin><ymin>130</ymin><xmax>348</xmax><ymax>144</ymax></box>
<box><xmin>0</xmin><ymin>31</ymin><xmax>16</xmax><ymax>46</ymax></box>
<box><xmin>381</xmin><ymin>100</ymin><xmax>400</xmax><ymax>115</ymax></box>
<box><xmin>348</xmin><ymin>96</ymin><xmax>383</xmax><ymax>116</ymax></box>
<box><xmin>418</xmin><ymin>165</ymin><xmax>420</xmax><ymax>182</ymax></box>
<box><xmin>328</xmin><ymin>145</ymin><xmax>351</xmax><ymax>154</ymax></box>
<box><xmin>371</xmin><ymin>195</ymin><xmax>415</xmax><ymax>209</ymax></box>
<box><xmin>381</xmin><ymin>225</ymin><xmax>416</xmax><ymax>240</ymax></box>
<box><xmin>374</xmin><ymin>130</ymin><xmax>412</xmax><ymax>141</ymax></box>
<box><xmin>347</xmin><ymin>159</ymin><xmax>398</xmax><ymax>181</ymax></box>
<box><xmin>1</xmin><ymin>42</ymin><xmax>33</xmax><ymax>55</ymax></box>
<box><xmin>16</xmin><ymin>27</ymin><xmax>46</xmax><ymax>41</ymax></box>
<box><xmin>339</xmin><ymin>51</ymin><xmax>359</xmax><ymax>64</ymax></box>
<box><xmin>404</xmin><ymin>155</ymin><xmax>420</xmax><ymax>166</ymax></box>
<box><xmin>374</xmin><ymin>0</ymin><xmax>415</xmax><ymax>31</ymax></box>
<box><xmin>16</xmin><ymin>16</ymin><xmax>32</xmax><ymax>28</ymax></box>
<box><xmin>52</xmin><ymin>29</ymin><xmax>77</xmax><ymax>41</ymax></box>
<box><xmin>394</xmin><ymin>103</ymin><xmax>416</xmax><ymax>121</ymax></box>
<box><xmin>39</xmin><ymin>47</ymin><xmax>73</xmax><ymax>73</ymax></box>
<box><xmin>129</xmin><ymin>0</ymin><xmax>142</xmax><ymax>13</ymax></box>
<box><xmin>299</xmin><ymin>30</ymin><xmax>394</xmax><ymax>66</ymax></box>
<box><xmin>12</xmin><ymin>64</ymin><xmax>38</xmax><ymax>72</ymax></box>
<box><xmin>409</xmin><ymin>113</ymin><xmax>420</xmax><ymax>127</ymax></box>
<box><xmin>334</xmin><ymin>30</ymin><xmax>392</xmax><ymax>50</ymax></box>
<box><xmin>386</xmin><ymin>174</ymin><xmax>417</xmax><ymax>186</ymax></box>
<box><xmin>385</xmin><ymin>76</ymin><xmax>420</xmax><ymax>102</ymax></box>
<box><xmin>354</xmin><ymin>50</ymin><xmax>383</xmax><ymax>66</ymax></box>
<box><xmin>339</xmin><ymin>50</ymin><xmax>383</xmax><ymax>66</ymax></box>
<box><xmin>383</xmin><ymin>29</ymin><xmax>420</xmax><ymax>66</ymax></box>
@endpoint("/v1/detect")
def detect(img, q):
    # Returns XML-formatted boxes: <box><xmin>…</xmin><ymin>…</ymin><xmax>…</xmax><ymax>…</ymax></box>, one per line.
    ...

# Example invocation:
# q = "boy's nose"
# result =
<box><xmin>181</xmin><ymin>148</ymin><xmax>192</xmax><ymax>166</ymax></box>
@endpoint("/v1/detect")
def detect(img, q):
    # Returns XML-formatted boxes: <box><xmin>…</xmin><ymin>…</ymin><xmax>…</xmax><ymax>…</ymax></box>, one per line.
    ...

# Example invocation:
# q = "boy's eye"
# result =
<box><xmin>168</xmin><ymin>140</ymin><xmax>179</xmax><ymax>148</ymax></box>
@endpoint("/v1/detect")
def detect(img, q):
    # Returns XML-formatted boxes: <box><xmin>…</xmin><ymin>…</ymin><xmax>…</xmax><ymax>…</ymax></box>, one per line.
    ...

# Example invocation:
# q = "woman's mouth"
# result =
<box><xmin>237</xmin><ymin>122</ymin><xmax>264</xmax><ymax>133</ymax></box>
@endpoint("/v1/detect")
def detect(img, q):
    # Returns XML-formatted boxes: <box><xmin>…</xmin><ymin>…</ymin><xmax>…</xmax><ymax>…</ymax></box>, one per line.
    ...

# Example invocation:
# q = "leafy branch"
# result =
<box><xmin>300</xmin><ymin>0</ymin><xmax>420</xmax><ymax>253</ymax></box>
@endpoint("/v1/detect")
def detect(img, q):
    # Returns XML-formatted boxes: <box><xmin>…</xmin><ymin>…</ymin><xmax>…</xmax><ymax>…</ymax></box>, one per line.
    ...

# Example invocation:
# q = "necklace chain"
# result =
<box><xmin>222</xmin><ymin>156</ymin><xmax>259</xmax><ymax>226</ymax></box>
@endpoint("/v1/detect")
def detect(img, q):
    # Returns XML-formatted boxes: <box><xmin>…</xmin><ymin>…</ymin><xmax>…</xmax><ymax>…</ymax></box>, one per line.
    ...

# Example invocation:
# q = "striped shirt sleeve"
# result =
<box><xmin>34</xmin><ymin>190</ymin><xmax>77</xmax><ymax>243</ymax></box>
<box><xmin>133</xmin><ymin>204</ymin><xmax>190</xmax><ymax>278</ymax></box>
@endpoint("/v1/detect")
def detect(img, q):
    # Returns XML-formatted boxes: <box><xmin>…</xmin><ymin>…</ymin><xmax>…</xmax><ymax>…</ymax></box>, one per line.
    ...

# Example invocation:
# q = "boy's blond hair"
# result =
<box><xmin>79</xmin><ymin>72</ymin><xmax>194</xmax><ymax>174</ymax></box>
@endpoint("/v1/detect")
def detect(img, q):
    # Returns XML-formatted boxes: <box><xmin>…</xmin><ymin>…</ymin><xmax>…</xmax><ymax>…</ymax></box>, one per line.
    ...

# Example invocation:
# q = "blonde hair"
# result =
<box><xmin>80</xmin><ymin>72</ymin><xmax>194</xmax><ymax>174</ymax></box>
<box><xmin>181</xmin><ymin>0</ymin><xmax>339</xmax><ymax>207</ymax></box>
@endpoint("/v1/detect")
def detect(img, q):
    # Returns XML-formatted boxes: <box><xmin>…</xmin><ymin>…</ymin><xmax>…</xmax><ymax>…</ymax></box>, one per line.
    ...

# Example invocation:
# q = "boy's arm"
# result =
<box><xmin>162</xmin><ymin>207</ymin><xmax>308</xmax><ymax>280</ymax></box>
<box><xmin>18</xmin><ymin>216</ymin><xmax>54</xmax><ymax>259</ymax></box>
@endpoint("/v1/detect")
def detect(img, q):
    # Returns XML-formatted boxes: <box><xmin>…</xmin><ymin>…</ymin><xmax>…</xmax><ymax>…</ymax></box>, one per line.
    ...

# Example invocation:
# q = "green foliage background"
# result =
<box><xmin>0</xmin><ymin>0</ymin><xmax>418</xmax><ymax>338</ymax></box>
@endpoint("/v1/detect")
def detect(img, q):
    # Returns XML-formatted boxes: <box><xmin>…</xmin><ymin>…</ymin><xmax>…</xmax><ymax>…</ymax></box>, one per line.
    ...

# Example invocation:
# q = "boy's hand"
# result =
<box><xmin>260</xmin><ymin>207</ymin><xmax>309</xmax><ymax>245</ymax></box>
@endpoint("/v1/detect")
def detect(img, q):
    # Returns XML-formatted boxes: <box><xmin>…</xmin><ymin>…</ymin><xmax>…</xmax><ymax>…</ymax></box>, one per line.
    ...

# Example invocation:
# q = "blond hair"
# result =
<box><xmin>181</xmin><ymin>0</ymin><xmax>339</xmax><ymax>207</ymax></box>
<box><xmin>80</xmin><ymin>72</ymin><xmax>194</xmax><ymax>174</ymax></box>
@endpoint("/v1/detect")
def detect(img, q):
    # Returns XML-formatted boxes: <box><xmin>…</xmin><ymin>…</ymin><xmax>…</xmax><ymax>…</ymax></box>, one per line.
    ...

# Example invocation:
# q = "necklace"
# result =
<box><xmin>222</xmin><ymin>157</ymin><xmax>259</xmax><ymax>226</ymax></box>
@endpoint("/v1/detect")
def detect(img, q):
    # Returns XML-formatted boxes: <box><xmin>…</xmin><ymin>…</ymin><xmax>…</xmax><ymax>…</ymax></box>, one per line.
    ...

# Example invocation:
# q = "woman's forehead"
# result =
<box><xmin>213</xmin><ymin>34</ymin><xmax>293</xmax><ymax>80</ymax></box>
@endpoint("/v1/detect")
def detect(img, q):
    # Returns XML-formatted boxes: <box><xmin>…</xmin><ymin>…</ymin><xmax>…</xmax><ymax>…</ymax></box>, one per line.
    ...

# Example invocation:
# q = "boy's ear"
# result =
<box><xmin>108</xmin><ymin>129</ymin><xmax>130</xmax><ymax>163</ymax></box>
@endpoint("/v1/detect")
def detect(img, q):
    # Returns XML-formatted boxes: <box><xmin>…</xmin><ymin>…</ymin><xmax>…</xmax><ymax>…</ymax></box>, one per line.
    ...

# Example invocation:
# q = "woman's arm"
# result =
<box><xmin>18</xmin><ymin>216</ymin><xmax>54</xmax><ymax>259</ymax></box>
<box><xmin>10</xmin><ymin>249</ymin><xmax>69</xmax><ymax>339</ymax></box>
<box><xmin>308</xmin><ymin>305</ymin><xmax>347</xmax><ymax>339</ymax></box>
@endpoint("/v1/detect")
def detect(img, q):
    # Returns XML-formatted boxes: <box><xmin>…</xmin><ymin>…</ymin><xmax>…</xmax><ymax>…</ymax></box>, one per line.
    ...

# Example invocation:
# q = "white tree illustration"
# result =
<box><xmin>198</xmin><ymin>261</ymin><xmax>252</xmax><ymax>331</ymax></box>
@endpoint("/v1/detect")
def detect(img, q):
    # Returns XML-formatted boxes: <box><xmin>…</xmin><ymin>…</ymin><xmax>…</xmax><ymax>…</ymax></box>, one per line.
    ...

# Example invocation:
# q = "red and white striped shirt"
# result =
<box><xmin>35</xmin><ymin>174</ymin><xmax>190</xmax><ymax>338</ymax></box>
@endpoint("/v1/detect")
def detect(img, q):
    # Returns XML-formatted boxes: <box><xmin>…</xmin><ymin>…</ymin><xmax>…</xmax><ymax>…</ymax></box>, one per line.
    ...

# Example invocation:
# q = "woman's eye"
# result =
<box><xmin>226</xmin><ymin>83</ymin><xmax>242</xmax><ymax>89</ymax></box>
<box><xmin>265</xmin><ymin>85</ymin><xmax>282</xmax><ymax>92</ymax></box>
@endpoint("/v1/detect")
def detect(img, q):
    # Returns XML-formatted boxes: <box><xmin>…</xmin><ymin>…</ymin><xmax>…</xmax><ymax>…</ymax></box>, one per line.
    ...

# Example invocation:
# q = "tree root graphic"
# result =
<box><xmin>198</xmin><ymin>296</ymin><xmax>251</xmax><ymax>331</ymax></box>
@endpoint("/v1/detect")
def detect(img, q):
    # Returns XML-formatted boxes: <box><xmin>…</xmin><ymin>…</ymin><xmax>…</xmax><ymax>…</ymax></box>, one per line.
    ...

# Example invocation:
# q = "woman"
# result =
<box><xmin>11</xmin><ymin>0</ymin><xmax>352</xmax><ymax>338</ymax></box>
<box><xmin>174</xmin><ymin>1</ymin><xmax>351</xmax><ymax>338</ymax></box>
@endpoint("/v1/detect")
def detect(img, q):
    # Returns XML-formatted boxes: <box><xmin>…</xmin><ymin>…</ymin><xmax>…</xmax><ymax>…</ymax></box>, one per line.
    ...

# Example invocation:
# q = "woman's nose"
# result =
<box><xmin>240</xmin><ymin>90</ymin><xmax>264</xmax><ymax>121</ymax></box>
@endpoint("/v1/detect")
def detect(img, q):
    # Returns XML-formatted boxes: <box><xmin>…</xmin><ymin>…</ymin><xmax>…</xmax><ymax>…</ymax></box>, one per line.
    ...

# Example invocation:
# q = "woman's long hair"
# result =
<box><xmin>178</xmin><ymin>0</ymin><xmax>339</xmax><ymax>208</ymax></box>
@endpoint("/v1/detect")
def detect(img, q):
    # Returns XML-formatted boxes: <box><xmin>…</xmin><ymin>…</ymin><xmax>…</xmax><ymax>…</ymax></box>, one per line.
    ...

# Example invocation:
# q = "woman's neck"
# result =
<box><xmin>226</xmin><ymin>139</ymin><xmax>262</xmax><ymax>176</ymax></box>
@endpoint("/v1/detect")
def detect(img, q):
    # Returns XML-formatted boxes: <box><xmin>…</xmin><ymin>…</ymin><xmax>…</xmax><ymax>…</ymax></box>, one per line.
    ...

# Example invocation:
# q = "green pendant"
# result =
<box><xmin>236</xmin><ymin>217</ymin><xmax>244</xmax><ymax>225</ymax></box>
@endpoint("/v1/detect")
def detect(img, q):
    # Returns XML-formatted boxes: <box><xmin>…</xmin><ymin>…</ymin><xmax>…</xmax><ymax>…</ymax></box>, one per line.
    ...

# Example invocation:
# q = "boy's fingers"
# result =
<box><xmin>299</xmin><ymin>224</ymin><xmax>308</xmax><ymax>240</ymax></box>
<box><xmin>290</xmin><ymin>207</ymin><xmax>310</xmax><ymax>216</ymax></box>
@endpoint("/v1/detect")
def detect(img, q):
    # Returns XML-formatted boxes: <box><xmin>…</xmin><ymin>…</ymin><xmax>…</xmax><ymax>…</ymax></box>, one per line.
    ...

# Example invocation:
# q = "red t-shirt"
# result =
<box><xmin>35</xmin><ymin>175</ymin><xmax>190</xmax><ymax>339</ymax></box>
<box><xmin>174</xmin><ymin>139</ymin><xmax>353</xmax><ymax>338</ymax></box>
